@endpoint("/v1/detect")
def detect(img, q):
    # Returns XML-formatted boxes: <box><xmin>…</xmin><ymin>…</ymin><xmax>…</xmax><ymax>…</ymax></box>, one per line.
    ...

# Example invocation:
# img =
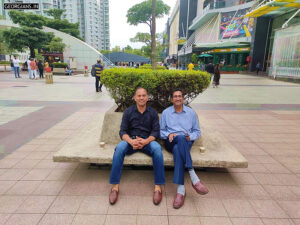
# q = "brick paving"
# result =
<box><xmin>0</xmin><ymin>72</ymin><xmax>299</xmax><ymax>225</ymax></box>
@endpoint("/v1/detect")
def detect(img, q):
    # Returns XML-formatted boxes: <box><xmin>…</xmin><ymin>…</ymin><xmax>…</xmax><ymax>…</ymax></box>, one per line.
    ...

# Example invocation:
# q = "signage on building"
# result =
<box><xmin>204</xmin><ymin>47</ymin><xmax>250</xmax><ymax>54</ymax></box>
<box><xmin>220</xmin><ymin>8</ymin><xmax>254</xmax><ymax>39</ymax></box>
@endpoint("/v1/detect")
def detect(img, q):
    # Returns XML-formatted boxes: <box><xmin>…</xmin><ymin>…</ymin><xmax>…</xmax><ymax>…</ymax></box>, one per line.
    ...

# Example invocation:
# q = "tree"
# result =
<box><xmin>130</xmin><ymin>32</ymin><xmax>151</xmax><ymax>45</ymax></box>
<box><xmin>8</xmin><ymin>11</ymin><xmax>45</xmax><ymax>29</ymax></box>
<box><xmin>127</xmin><ymin>0</ymin><xmax>170</xmax><ymax>69</ymax></box>
<box><xmin>44</xmin><ymin>8</ymin><xmax>66</xmax><ymax>20</ymax></box>
<box><xmin>112</xmin><ymin>46</ymin><xmax>121</xmax><ymax>52</ymax></box>
<box><xmin>47</xmin><ymin>37</ymin><xmax>66</xmax><ymax>53</ymax></box>
<box><xmin>2</xmin><ymin>27</ymin><xmax>54</xmax><ymax>58</ymax></box>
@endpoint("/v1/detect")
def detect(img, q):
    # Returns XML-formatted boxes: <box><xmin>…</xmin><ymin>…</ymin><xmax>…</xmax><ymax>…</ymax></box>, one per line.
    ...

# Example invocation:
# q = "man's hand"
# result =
<box><xmin>129</xmin><ymin>139</ymin><xmax>140</xmax><ymax>150</ymax></box>
<box><xmin>168</xmin><ymin>133</ymin><xmax>177</xmax><ymax>142</ymax></box>
<box><xmin>136</xmin><ymin>136</ymin><xmax>149</xmax><ymax>149</ymax></box>
<box><xmin>185</xmin><ymin>133</ymin><xmax>190</xmax><ymax>141</ymax></box>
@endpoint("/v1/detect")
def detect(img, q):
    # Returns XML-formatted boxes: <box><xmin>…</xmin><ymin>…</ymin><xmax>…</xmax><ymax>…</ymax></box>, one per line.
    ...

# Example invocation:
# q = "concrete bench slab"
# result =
<box><xmin>53</xmin><ymin>106</ymin><xmax>248</xmax><ymax>168</ymax></box>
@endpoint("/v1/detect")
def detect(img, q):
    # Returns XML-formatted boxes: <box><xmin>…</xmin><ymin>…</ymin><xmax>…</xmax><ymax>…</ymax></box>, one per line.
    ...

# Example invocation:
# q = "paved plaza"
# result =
<box><xmin>0</xmin><ymin>71</ymin><xmax>299</xmax><ymax>225</ymax></box>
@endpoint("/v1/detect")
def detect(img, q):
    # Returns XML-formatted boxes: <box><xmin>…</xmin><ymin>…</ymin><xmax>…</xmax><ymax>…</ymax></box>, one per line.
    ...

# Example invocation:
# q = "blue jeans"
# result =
<box><xmin>165</xmin><ymin>135</ymin><xmax>194</xmax><ymax>185</ymax></box>
<box><xmin>109</xmin><ymin>140</ymin><xmax>165</xmax><ymax>185</ymax></box>
<box><xmin>13</xmin><ymin>67</ymin><xmax>20</xmax><ymax>78</ymax></box>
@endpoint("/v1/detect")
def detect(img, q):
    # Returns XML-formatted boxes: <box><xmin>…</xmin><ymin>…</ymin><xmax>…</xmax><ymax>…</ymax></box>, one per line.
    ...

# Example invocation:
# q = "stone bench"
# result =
<box><xmin>53</xmin><ymin>106</ymin><xmax>248</xmax><ymax>168</ymax></box>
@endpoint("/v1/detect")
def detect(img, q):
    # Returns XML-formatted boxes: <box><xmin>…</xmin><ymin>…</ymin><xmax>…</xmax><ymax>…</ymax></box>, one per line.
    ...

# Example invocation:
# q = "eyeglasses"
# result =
<box><xmin>173</xmin><ymin>95</ymin><xmax>183</xmax><ymax>98</ymax></box>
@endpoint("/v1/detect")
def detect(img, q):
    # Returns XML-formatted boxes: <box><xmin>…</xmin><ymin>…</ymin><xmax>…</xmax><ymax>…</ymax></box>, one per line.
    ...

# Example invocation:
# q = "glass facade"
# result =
<box><xmin>269</xmin><ymin>24</ymin><xmax>300</xmax><ymax>79</ymax></box>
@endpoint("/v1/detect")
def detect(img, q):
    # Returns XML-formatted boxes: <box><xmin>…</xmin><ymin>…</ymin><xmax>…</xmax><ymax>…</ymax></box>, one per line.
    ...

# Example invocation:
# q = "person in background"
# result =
<box><xmin>37</xmin><ymin>59</ymin><xmax>44</xmax><ymax>79</ymax></box>
<box><xmin>12</xmin><ymin>56</ymin><xmax>21</xmax><ymax>78</ymax></box>
<box><xmin>30</xmin><ymin>58</ymin><xmax>38</xmax><ymax>80</ymax></box>
<box><xmin>188</xmin><ymin>62</ymin><xmax>194</xmax><ymax>71</ymax></box>
<box><xmin>27</xmin><ymin>58</ymin><xmax>32</xmax><ymax>79</ymax></box>
<box><xmin>91</xmin><ymin>59</ymin><xmax>104</xmax><ymax>92</ymax></box>
<box><xmin>256</xmin><ymin>61</ymin><xmax>261</xmax><ymax>75</ymax></box>
<box><xmin>213</xmin><ymin>63</ymin><xmax>221</xmax><ymax>88</ymax></box>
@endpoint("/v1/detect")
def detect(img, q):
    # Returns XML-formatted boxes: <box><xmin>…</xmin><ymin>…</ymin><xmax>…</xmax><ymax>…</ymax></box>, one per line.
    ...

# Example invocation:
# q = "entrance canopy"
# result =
<box><xmin>194</xmin><ymin>41</ymin><xmax>250</xmax><ymax>52</ymax></box>
<box><xmin>245</xmin><ymin>0</ymin><xmax>300</xmax><ymax>17</ymax></box>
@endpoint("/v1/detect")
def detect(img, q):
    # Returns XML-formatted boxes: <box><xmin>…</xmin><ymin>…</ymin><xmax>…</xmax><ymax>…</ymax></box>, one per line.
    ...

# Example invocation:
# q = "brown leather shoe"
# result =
<box><xmin>192</xmin><ymin>181</ymin><xmax>209</xmax><ymax>195</ymax></box>
<box><xmin>153</xmin><ymin>190</ymin><xmax>162</xmax><ymax>205</ymax></box>
<box><xmin>173</xmin><ymin>193</ymin><xmax>185</xmax><ymax>209</ymax></box>
<box><xmin>109</xmin><ymin>189</ymin><xmax>118</xmax><ymax>205</ymax></box>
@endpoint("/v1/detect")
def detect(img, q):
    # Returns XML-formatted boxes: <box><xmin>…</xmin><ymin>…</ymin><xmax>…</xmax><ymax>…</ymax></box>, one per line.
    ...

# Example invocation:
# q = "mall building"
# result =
<box><xmin>166</xmin><ymin>0</ymin><xmax>300</xmax><ymax>79</ymax></box>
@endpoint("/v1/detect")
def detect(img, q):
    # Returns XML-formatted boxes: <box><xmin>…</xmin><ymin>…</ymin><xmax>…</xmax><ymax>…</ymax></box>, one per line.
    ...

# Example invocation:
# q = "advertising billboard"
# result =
<box><xmin>220</xmin><ymin>8</ymin><xmax>254</xmax><ymax>39</ymax></box>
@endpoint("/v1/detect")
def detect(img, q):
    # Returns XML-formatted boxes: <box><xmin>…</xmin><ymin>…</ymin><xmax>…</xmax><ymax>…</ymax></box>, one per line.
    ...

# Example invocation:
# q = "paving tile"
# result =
<box><xmin>0</xmin><ymin>214</ymin><xmax>10</xmax><ymax>225</ymax></box>
<box><xmin>278</xmin><ymin>201</ymin><xmax>300</xmax><ymax>218</ymax></box>
<box><xmin>285</xmin><ymin>164</ymin><xmax>300</xmax><ymax>174</ymax></box>
<box><xmin>33</xmin><ymin>181</ymin><xmax>66</xmax><ymax>195</ymax></box>
<box><xmin>294</xmin><ymin>219</ymin><xmax>300</xmax><ymax>225</ymax></box>
<box><xmin>21</xmin><ymin>169</ymin><xmax>52</xmax><ymax>181</ymax></box>
<box><xmin>214</xmin><ymin>184</ymin><xmax>245</xmax><ymax>199</ymax></box>
<box><xmin>47</xmin><ymin>196</ymin><xmax>83</xmax><ymax>213</ymax></box>
<box><xmin>168</xmin><ymin>216</ymin><xmax>200</xmax><ymax>225</ymax></box>
<box><xmin>107</xmin><ymin>196</ymin><xmax>139</xmax><ymax>215</ymax></box>
<box><xmin>264</xmin><ymin>185</ymin><xmax>299</xmax><ymax>200</ymax></box>
<box><xmin>0</xmin><ymin>196</ymin><xmax>26</xmax><ymax>213</ymax></box>
<box><xmin>104</xmin><ymin>215</ymin><xmax>136</xmax><ymax>225</ymax></box>
<box><xmin>194</xmin><ymin>198</ymin><xmax>227</xmax><ymax>216</ymax></box>
<box><xmin>4</xmin><ymin>214</ymin><xmax>43</xmax><ymax>225</ymax></box>
<box><xmin>34</xmin><ymin>160</ymin><xmax>59</xmax><ymax>169</ymax></box>
<box><xmin>25</xmin><ymin>151</ymin><xmax>50</xmax><ymax>160</ymax></box>
<box><xmin>71</xmin><ymin>215</ymin><xmax>106</xmax><ymax>225</ymax></box>
<box><xmin>45</xmin><ymin>169</ymin><xmax>74</xmax><ymax>181</ymax></box>
<box><xmin>247</xmin><ymin>164</ymin><xmax>269</xmax><ymax>173</ymax></box>
<box><xmin>222</xmin><ymin>199</ymin><xmax>258</xmax><ymax>217</ymax></box>
<box><xmin>16</xmin><ymin>145</ymin><xmax>39</xmax><ymax>152</ymax></box>
<box><xmin>231</xmin><ymin>218</ymin><xmax>264</xmax><ymax>225</ymax></box>
<box><xmin>6</xmin><ymin>181</ymin><xmax>41</xmax><ymax>195</ymax></box>
<box><xmin>289</xmin><ymin>186</ymin><xmax>300</xmax><ymax>197</ymax></box>
<box><xmin>5</xmin><ymin>151</ymin><xmax>32</xmax><ymax>159</ymax></box>
<box><xmin>249</xmin><ymin>200</ymin><xmax>288</xmax><ymax>218</ymax></box>
<box><xmin>262</xmin><ymin>218</ymin><xmax>294</xmax><ymax>225</ymax></box>
<box><xmin>199</xmin><ymin>217</ymin><xmax>232</xmax><ymax>225</ymax></box>
<box><xmin>0</xmin><ymin>181</ymin><xmax>16</xmax><ymax>194</ymax></box>
<box><xmin>0</xmin><ymin>158</ymin><xmax>21</xmax><ymax>168</ymax></box>
<box><xmin>230</xmin><ymin>173</ymin><xmax>258</xmax><ymax>185</ymax></box>
<box><xmin>13</xmin><ymin>159</ymin><xmax>41</xmax><ymax>169</ymax></box>
<box><xmin>137</xmin><ymin>196</ymin><xmax>167</xmax><ymax>215</ymax></box>
<box><xmin>38</xmin><ymin>214</ymin><xmax>75</xmax><ymax>225</ymax></box>
<box><xmin>239</xmin><ymin>184</ymin><xmax>270</xmax><ymax>200</ymax></box>
<box><xmin>16</xmin><ymin>196</ymin><xmax>56</xmax><ymax>213</ymax></box>
<box><xmin>0</xmin><ymin>169</ymin><xmax>7</xmax><ymax>176</ymax></box>
<box><xmin>77</xmin><ymin>196</ymin><xmax>109</xmax><ymax>214</ymax></box>
<box><xmin>0</xmin><ymin>169</ymin><xmax>29</xmax><ymax>180</ymax></box>
<box><xmin>253</xmin><ymin>173</ymin><xmax>300</xmax><ymax>186</ymax></box>
<box><xmin>136</xmin><ymin>215</ymin><xmax>168</xmax><ymax>225</ymax></box>
<box><xmin>264</xmin><ymin>164</ymin><xmax>292</xmax><ymax>174</ymax></box>
<box><xmin>167</xmin><ymin>196</ymin><xmax>198</xmax><ymax>216</ymax></box>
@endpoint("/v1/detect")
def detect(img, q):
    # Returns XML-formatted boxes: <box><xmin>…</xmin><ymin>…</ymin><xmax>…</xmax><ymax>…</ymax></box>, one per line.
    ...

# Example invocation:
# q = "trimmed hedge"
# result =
<box><xmin>53</xmin><ymin>62</ymin><xmax>68</xmax><ymax>68</ymax></box>
<box><xmin>101</xmin><ymin>68</ymin><xmax>210</xmax><ymax>112</ymax></box>
<box><xmin>138</xmin><ymin>64</ymin><xmax>166</xmax><ymax>70</ymax></box>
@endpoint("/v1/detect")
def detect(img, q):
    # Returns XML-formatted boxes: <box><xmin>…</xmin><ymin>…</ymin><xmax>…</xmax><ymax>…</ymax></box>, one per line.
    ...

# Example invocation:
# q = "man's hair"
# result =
<box><xmin>134</xmin><ymin>87</ymin><xmax>148</xmax><ymax>96</ymax></box>
<box><xmin>171</xmin><ymin>89</ymin><xmax>183</xmax><ymax>98</ymax></box>
<box><xmin>97</xmin><ymin>59</ymin><xmax>101</xmax><ymax>64</ymax></box>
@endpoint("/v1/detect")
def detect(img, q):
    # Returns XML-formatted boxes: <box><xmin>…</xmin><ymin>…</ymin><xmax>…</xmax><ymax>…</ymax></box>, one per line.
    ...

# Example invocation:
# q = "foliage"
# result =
<box><xmin>53</xmin><ymin>62</ymin><xmax>68</xmax><ymax>68</ymax></box>
<box><xmin>100</xmin><ymin>50</ymin><xmax>112</xmax><ymax>54</ymax></box>
<box><xmin>0</xmin><ymin>61</ymin><xmax>11</xmax><ymax>65</ymax></box>
<box><xmin>2</xmin><ymin>27</ymin><xmax>54</xmax><ymax>58</ymax></box>
<box><xmin>192</xmin><ymin>54</ymin><xmax>198</xmax><ymax>64</ymax></box>
<box><xmin>127</xmin><ymin>0</ymin><xmax>170</xmax><ymax>30</ymax></box>
<box><xmin>130</xmin><ymin>32</ymin><xmax>151</xmax><ymax>45</ymax></box>
<box><xmin>45</xmin><ymin>19</ymin><xmax>80</xmax><ymax>38</ymax></box>
<box><xmin>138</xmin><ymin>64</ymin><xmax>166</xmax><ymax>70</ymax></box>
<box><xmin>101</xmin><ymin>68</ymin><xmax>210</xmax><ymax>112</ymax></box>
<box><xmin>44</xmin><ymin>8</ymin><xmax>66</xmax><ymax>20</ymax></box>
<box><xmin>112</xmin><ymin>46</ymin><xmax>121</xmax><ymax>52</ymax></box>
<box><xmin>47</xmin><ymin>37</ymin><xmax>66</xmax><ymax>53</ymax></box>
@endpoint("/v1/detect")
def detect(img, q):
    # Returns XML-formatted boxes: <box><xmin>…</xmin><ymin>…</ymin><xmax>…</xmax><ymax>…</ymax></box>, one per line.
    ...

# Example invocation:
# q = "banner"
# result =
<box><xmin>220</xmin><ymin>8</ymin><xmax>254</xmax><ymax>39</ymax></box>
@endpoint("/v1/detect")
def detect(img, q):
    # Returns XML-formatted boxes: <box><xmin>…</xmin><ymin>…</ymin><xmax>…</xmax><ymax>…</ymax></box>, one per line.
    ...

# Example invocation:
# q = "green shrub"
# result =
<box><xmin>138</xmin><ymin>64</ymin><xmax>166</xmax><ymax>70</ymax></box>
<box><xmin>53</xmin><ymin>62</ymin><xmax>68</xmax><ymax>68</ymax></box>
<box><xmin>101</xmin><ymin>68</ymin><xmax>210</xmax><ymax>112</ymax></box>
<box><xmin>0</xmin><ymin>61</ymin><xmax>11</xmax><ymax>65</ymax></box>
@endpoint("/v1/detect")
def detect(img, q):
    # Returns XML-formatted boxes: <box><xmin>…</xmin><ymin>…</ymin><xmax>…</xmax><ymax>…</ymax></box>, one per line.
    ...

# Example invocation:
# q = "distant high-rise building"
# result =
<box><xmin>1</xmin><ymin>0</ymin><xmax>110</xmax><ymax>50</ymax></box>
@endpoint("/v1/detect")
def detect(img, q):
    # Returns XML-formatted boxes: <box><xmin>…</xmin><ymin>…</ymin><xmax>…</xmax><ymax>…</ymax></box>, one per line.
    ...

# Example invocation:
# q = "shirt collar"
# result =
<box><xmin>134</xmin><ymin>105</ymin><xmax>149</xmax><ymax>113</ymax></box>
<box><xmin>171</xmin><ymin>105</ymin><xmax>186</xmax><ymax>113</ymax></box>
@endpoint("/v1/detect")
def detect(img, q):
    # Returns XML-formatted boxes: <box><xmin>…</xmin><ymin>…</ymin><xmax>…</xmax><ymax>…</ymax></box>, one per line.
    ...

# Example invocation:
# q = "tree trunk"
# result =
<box><xmin>29</xmin><ymin>47</ymin><xmax>35</xmax><ymax>58</ymax></box>
<box><xmin>151</xmin><ymin>0</ymin><xmax>156</xmax><ymax>70</ymax></box>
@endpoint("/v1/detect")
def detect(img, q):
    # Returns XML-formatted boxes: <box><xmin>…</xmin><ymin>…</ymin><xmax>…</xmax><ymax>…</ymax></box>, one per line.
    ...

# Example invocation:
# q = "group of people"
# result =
<box><xmin>109</xmin><ymin>87</ymin><xmax>209</xmax><ymax>209</ymax></box>
<box><xmin>11</xmin><ymin>56</ymin><xmax>49</xmax><ymax>80</ymax></box>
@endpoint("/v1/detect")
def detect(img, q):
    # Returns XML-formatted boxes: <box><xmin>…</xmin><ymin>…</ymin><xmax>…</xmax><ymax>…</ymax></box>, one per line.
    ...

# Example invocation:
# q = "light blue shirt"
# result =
<box><xmin>160</xmin><ymin>105</ymin><xmax>201</xmax><ymax>141</ymax></box>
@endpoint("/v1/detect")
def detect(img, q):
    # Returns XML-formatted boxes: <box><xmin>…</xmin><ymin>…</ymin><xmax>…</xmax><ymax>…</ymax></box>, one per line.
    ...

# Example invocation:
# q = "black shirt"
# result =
<box><xmin>119</xmin><ymin>105</ymin><xmax>159</xmax><ymax>140</ymax></box>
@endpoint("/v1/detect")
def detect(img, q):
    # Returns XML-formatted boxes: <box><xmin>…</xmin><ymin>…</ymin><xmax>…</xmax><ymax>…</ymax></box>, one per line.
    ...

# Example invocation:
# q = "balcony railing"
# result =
<box><xmin>203</xmin><ymin>0</ymin><xmax>253</xmax><ymax>10</ymax></box>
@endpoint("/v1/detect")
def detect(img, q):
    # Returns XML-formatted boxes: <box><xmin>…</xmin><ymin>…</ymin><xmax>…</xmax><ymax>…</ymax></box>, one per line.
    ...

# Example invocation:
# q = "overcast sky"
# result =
<box><xmin>109</xmin><ymin>0</ymin><xmax>176</xmax><ymax>49</ymax></box>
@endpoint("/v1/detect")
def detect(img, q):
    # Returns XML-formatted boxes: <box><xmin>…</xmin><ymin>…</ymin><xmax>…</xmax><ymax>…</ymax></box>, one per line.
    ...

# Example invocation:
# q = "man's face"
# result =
<box><xmin>171</xmin><ymin>91</ymin><xmax>184</xmax><ymax>107</ymax></box>
<box><xmin>134</xmin><ymin>88</ymin><xmax>148</xmax><ymax>107</ymax></box>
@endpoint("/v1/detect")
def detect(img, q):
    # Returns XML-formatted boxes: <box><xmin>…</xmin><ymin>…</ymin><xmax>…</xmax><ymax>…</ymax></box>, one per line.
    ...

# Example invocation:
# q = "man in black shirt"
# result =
<box><xmin>109</xmin><ymin>87</ymin><xmax>165</xmax><ymax>205</ymax></box>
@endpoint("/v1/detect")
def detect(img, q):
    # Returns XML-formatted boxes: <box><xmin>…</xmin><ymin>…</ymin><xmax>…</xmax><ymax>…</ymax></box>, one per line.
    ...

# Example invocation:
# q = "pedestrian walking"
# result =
<box><xmin>37</xmin><ymin>59</ymin><xmax>44</xmax><ymax>79</ymax></box>
<box><xmin>256</xmin><ymin>61</ymin><xmax>261</xmax><ymax>75</ymax></box>
<box><xmin>27</xmin><ymin>58</ymin><xmax>32</xmax><ymax>79</ymax></box>
<box><xmin>30</xmin><ymin>58</ymin><xmax>38</xmax><ymax>80</ymax></box>
<box><xmin>205</xmin><ymin>62</ymin><xmax>214</xmax><ymax>83</ymax></box>
<box><xmin>91</xmin><ymin>59</ymin><xmax>104</xmax><ymax>92</ymax></box>
<box><xmin>12</xmin><ymin>56</ymin><xmax>21</xmax><ymax>78</ymax></box>
<box><xmin>213</xmin><ymin>64</ymin><xmax>221</xmax><ymax>88</ymax></box>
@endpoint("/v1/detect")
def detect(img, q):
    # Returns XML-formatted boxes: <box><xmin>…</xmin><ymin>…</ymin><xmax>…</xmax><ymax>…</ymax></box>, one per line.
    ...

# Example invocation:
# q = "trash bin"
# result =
<box><xmin>45</xmin><ymin>72</ymin><xmax>53</xmax><ymax>84</ymax></box>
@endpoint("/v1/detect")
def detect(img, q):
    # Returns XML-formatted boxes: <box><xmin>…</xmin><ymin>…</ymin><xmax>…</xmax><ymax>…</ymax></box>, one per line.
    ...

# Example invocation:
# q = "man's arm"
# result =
<box><xmin>188</xmin><ymin>111</ymin><xmax>201</xmax><ymax>141</ymax></box>
<box><xmin>159</xmin><ymin>111</ymin><xmax>170</xmax><ymax>140</ymax></box>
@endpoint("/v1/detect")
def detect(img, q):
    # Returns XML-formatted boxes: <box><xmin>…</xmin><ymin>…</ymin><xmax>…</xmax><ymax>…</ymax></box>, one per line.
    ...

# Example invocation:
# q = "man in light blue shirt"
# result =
<box><xmin>160</xmin><ymin>90</ymin><xmax>209</xmax><ymax>209</ymax></box>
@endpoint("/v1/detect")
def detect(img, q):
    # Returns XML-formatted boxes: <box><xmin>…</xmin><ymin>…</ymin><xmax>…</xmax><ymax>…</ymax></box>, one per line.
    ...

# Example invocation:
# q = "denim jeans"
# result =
<box><xmin>109</xmin><ymin>140</ymin><xmax>165</xmax><ymax>185</ymax></box>
<box><xmin>13</xmin><ymin>67</ymin><xmax>20</xmax><ymax>78</ymax></box>
<box><xmin>165</xmin><ymin>135</ymin><xmax>194</xmax><ymax>185</ymax></box>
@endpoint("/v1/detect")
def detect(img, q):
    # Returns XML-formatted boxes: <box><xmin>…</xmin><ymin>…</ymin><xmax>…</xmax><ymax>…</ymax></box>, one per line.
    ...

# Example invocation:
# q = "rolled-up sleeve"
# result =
<box><xmin>119</xmin><ymin>109</ymin><xmax>129</xmax><ymax>139</ymax></box>
<box><xmin>150</xmin><ymin>110</ymin><xmax>160</xmax><ymax>139</ymax></box>
<box><xmin>189</xmin><ymin>112</ymin><xmax>201</xmax><ymax>141</ymax></box>
<box><xmin>160</xmin><ymin>111</ymin><xmax>169</xmax><ymax>140</ymax></box>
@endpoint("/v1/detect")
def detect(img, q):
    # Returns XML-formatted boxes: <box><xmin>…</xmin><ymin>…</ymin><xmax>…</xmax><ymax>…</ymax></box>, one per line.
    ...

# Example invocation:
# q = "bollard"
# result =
<box><xmin>45</xmin><ymin>72</ymin><xmax>53</xmax><ymax>84</ymax></box>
